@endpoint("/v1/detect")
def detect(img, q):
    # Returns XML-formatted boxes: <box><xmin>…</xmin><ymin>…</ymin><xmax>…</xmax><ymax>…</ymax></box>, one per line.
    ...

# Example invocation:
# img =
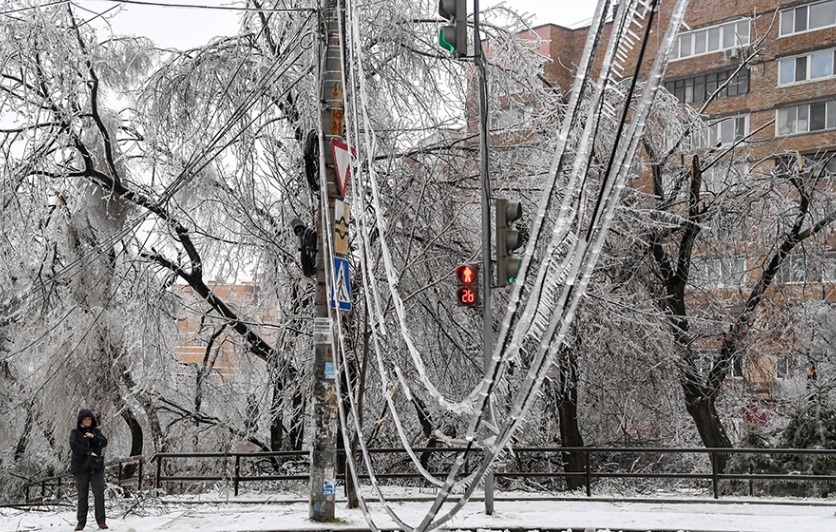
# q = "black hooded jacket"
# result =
<box><xmin>69</xmin><ymin>409</ymin><xmax>108</xmax><ymax>474</ymax></box>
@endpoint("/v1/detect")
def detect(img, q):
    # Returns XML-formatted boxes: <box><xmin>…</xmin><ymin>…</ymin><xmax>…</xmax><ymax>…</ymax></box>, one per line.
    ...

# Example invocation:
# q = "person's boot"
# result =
<box><xmin>74</xmin><ymin>524</ymin><xmax>85</xmax><ymax>531</ymax></box>
<box><xmin>97</xmin><ymin>524</ymin><xmax>108</xmax><ymax>530</ymax></box>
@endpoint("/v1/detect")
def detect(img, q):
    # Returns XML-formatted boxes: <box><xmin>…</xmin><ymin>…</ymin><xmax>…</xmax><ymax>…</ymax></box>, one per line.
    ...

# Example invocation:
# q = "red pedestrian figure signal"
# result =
<box><xmin>455</xmin><ymin>264</ymin><xmax>479</xmax><ymax>307</ymax></box>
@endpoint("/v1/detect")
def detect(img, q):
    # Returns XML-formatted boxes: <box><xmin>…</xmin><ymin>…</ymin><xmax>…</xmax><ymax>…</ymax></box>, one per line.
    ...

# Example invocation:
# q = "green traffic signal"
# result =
<box><xmin>439</xmin><ymin>27</ymin><xmax>455</xmax><ymax>54</ymax></box>
<box><xmin>437</xmin><ymin>0</ymin><xmax>467</xmax><ymax>57</ymax></box>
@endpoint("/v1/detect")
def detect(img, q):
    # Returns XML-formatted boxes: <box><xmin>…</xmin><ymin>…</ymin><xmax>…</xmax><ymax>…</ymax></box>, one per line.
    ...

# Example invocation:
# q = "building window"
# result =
<box><xmin>777</xmin><ymin>252</ymin><xmax>809</xmax><ymax>284</ymax></box>
<box><xmin>692</xmin><ymin>256</ymin><xmax>747</xmax><ymax>288</ymax></box>
<box><xmin>778</xmin><ymin>48</ymin><xmax>836</xmax><ymax>85</ymax></box>
<box><xmin>701</xmin><ymin>114</ymin><xmax>748</xmax><ymax>147</ymax></box>
<box><xmin>671</xmin><ymin>19</ymin><xmax>750</xmax><ymax>60</ymax></box>
<box><xmin>776</xmin><ymin>355</ymin><xmax>791</xmax><ymax>379</ymax></box>
<box><xmin>489</xmin><ymin>104</ymin><xmax>531</xmax><ymax>130</ymax></box>
<box><xmin>776</xmin><ymin>100</ymin><xmax>836</xmax><ymax>136</ymax></box>
<box><xmin>780</xmin><ymin>0</ymin><xmax>836</xmax><ymax>36</ymax></box>
<box><xmin>702</xmin><ymin>160</ymin><xmax>748</xmax><ymax>194</ymax></box>
<box><xmin>825</xmin><ymin>250</ymin><xmax>836</xmax><ymax>282</ymax></box>
<box><xmin>774</xmin><ymin>151</ymin><xmax>836</xmax><ymax>178</ymax></box>
<box><xmin>665</xmin><ymin>68</ymin><xmax>749</xmax><ymax>104</ymax></box>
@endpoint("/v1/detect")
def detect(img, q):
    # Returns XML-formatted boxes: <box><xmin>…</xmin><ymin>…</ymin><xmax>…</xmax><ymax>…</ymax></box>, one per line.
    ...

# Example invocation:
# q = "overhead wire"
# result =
<box><xmin>0</xmin><ymin>0</ymin><xmax>70</xmax><ymax>16</ymax></box>
<box><xmin>94</xmin><ymin>0</ymin><xmax>314</xmax><ymax>13</ymax></box>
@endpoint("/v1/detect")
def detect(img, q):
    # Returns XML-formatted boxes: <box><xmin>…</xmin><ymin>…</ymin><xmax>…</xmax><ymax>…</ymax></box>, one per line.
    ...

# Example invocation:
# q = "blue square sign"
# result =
<box><xmin>329</xmin><ymin>257</ymin><xmax>351</xmax><ymax>311</ymax></box>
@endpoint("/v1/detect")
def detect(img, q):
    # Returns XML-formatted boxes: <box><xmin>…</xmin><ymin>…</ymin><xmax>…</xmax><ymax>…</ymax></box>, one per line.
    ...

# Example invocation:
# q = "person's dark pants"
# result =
<box><xmin>74</xmin><ymin>470</ymin><xmax>105</xmax><ymax>525</ymax></box>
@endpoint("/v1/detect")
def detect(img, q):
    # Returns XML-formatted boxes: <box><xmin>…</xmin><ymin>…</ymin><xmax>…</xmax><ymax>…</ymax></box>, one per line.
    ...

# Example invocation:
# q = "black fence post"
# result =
<box><xmin>711</xmin><ymin>449</ymin><xmax>719</xmax><ymax>499</ymax></box>
<box><xmin>585</xmin><ymin>449</ymin><xmax>591</xmax><ymax>497</ymax></box>
<box><xmin>156</xmin><ymin>456</ymin><xmax>162</xmax><ymax>490</ymax></box>
<box><xmin>234</xmin><ymin>455</ymin><xmax>240</xmax><ymax>497</ymax></box>
<box><xmin>138</xmin><ymin>458</ymin><xmax>144</xmax><ymax>491</ymax></box>
<box><xmin>57</xmin><ymin>476</ymin><xmax>62</xmax><ymax>500</ymax></box>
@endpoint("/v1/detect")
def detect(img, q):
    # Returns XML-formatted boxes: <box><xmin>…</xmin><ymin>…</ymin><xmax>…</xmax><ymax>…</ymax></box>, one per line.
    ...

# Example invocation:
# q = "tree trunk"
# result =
<box><xmin>553</xmin><ymin>345</ymin><xmax>586</xmax><ymax>491</ymax></box>
<box><xmin>681</xmin><ymin>380</ymin><xmax>732</xmax><ymax>472</ymax></box>
<box><xmin>290</xmin><ymin>390</ymin><xmax>305</xmax><ymax>450</ymax></box>
<box><xmin>14</xmin><ymin>405</ymin><xmax>34</xmax><ymax>462</ymax></box>
<box><xmin>119</xmin><ymin>407</ymin><xmax>144</xmax><ymax>479</ymax></box>
<box><xmin>269</xmin><ymin>374</ymin><xmax>284</xmax><ymax>451</ymax></box>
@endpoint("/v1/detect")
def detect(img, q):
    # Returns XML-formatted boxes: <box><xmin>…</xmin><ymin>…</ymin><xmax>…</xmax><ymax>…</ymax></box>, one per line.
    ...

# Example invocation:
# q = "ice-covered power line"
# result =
<box><xmin>324</xmin><ymin>0</ymin><xmax>691</xmax><ymax>530</ymax></box>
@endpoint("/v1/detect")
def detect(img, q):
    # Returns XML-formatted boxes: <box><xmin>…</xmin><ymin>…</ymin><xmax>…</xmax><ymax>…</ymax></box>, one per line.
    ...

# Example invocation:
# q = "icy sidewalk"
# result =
<box><xmin>3</xmin><ymin>496</ymin><xmax>836</xmax><ymax>532</ymax></box>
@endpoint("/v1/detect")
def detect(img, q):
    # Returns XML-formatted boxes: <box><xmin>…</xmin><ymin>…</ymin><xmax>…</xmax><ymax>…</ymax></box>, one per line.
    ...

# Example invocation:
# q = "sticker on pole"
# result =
<box><xmin>313</xmin><ymin>318</ymin><xmax>331</xmax><ymax>345</ymax></box>
<box><xmin>329</xmin><ymin>257</ymin><xmax>351</xmax><ymax>311</ymax></box>
<box><xmin>331</xmin><ymin>139</ymin><xmax>355</xmax><ymax>199</ymax></box>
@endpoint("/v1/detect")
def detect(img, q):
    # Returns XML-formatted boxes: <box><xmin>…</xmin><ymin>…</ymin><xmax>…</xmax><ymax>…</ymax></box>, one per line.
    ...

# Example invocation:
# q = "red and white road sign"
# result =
<box><xmin>331</xmin><ymin>139</ymin><xmax>356</xmax><ymax>199</ymax></box>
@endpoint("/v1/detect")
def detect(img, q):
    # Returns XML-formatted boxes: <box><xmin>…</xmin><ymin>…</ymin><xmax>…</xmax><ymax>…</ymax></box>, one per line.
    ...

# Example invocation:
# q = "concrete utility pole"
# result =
<box><xmin>309</xmin><ymin>0</ymin><xmax>343</xmax><ymax>521</ymax></box>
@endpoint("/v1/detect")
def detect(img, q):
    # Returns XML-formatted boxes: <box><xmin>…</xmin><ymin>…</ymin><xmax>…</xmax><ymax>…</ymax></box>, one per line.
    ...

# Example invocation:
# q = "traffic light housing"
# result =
<box><xmin>438</xmin><ymin>0</ymin><xmax>467</xmax><ymax>57</ymax></box>
<box><xmin>290</xmin><ymin>218</ymin><xmax>318</xmax><ymax>277</ymax></box>
<box><xmin>495</xmin><ymin>198</ymin><xmax>522</xmax><ymax>287</ymax></box>
<box><xmin>455</xmin><ymin>263</ymin><xmax>479</xmax><ymax>307</ymax></box>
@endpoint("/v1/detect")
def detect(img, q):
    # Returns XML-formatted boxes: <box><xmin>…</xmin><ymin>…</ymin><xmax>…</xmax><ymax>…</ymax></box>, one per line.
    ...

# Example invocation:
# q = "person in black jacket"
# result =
<box><xmin>69</xmin><ymin>409</ymin><xmax>108</xmax><ymax>530</ymax></box>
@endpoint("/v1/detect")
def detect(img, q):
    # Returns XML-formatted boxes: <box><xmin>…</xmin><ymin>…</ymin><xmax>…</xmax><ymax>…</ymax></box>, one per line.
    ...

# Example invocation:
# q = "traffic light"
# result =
<box><xmin>290</xmin><ymin>218</ymin><xmax>318</xmax><ymax>277</ymax></box>
<box><xmin>438</xmin><ymin>0</ymin><xmax>467</xmax><ymax>57</ymax></box>
<box><xmin>495</xmin><ymin>198</ymin><xmax>522</xmax><ymax>287</ymax></box>
<box><xmin>455</xmin><ymin>263</ymin><xmax>479</xmax><ymax>307</ymax></box>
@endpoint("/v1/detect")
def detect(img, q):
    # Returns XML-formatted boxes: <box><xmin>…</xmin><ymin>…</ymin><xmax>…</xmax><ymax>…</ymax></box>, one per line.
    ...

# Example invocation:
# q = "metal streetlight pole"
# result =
<box><xmin>473</xmin><ymin>0</ymin><xmax>495</xmax><ymax>515</ymax></box>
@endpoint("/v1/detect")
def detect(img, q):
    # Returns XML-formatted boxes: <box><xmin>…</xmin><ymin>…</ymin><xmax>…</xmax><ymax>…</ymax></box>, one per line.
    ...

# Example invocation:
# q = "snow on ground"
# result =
<box><xmin>3</xmin><ymin>489</ymin><xmax>836</xmax><ymax>532</ymax></box>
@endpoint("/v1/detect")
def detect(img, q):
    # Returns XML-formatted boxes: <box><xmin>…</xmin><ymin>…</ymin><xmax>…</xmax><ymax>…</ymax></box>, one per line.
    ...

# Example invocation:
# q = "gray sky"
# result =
<box><xmin>75</xmin><ymin>1</ymin><xmax>597</xmax><ymax>50</ymax></box>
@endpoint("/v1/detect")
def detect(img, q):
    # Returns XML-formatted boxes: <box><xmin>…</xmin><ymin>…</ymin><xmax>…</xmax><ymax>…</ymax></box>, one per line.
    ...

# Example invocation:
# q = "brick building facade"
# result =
<box><xmin>496</xmin><ymin>0</ymin><xmax>835</xmax><ymax>402</ymax></box>
<box><xmin>173</xmin><ymin>281</ymin><xmax>274</xmax><ymax>378</ymax></box>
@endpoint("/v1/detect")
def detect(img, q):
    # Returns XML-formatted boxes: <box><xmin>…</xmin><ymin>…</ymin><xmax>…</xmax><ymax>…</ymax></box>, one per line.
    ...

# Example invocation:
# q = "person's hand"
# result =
<box><xmin>90</xmin><ymin>452</ymin><xmax>98</xmax><ymax>457</ymax></box>
<box><xmin>84</xmin><ymin>432</ymin><xmax>94</xmax><ymax>438</ymax></box>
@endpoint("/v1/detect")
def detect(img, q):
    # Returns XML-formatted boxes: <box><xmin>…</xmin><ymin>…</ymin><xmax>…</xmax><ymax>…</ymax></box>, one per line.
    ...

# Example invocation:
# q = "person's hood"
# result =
<box><xmin>77</xmin><ymin>408</ymin><xmax>98</xmax><ymax>429</ymax></box>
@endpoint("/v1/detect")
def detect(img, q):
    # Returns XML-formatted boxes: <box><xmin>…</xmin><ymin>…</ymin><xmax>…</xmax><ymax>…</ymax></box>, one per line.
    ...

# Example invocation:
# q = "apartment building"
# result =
<box><xmin>491</xmin><ymin>0</ymin><xmax>836</xmax><ymax>400</ymax></box>
<box><xmin>173</xmin><ymin>281</ymin><xmax>275</xmax><ymax>378</ymax></box>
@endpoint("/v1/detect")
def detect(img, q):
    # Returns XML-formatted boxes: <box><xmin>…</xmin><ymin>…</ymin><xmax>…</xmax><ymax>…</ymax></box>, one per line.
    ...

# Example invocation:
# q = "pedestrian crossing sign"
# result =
<box><xmin>329</xmin><ymin>257</ymin><xmax>351</xmax><ymax>311</ymax></box>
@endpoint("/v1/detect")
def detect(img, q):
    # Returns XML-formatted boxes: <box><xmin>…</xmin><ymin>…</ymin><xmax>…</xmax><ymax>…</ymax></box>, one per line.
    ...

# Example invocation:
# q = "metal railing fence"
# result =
<box><xmin>23</xmin><ymin>455</ymin><xmax>144</xmax><ymax>503</ymax></box>
<box><xmin>21</xmin><ymin>446</ymin><xmax>836</xmax><ymax>503</ymax></box>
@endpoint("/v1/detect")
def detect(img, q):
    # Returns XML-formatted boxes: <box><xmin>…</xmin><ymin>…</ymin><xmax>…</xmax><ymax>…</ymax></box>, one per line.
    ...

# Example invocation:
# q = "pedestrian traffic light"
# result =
<box><xmin>495</xmin><ymin>198</ymin><xmax>522</xmax><ymax>287</ymax></box>
<box><xmin>438</xmin><ymin>0</ymin><xmax>467</xmax><ymax>57</ymax></box>
<box><xmin>455</xmin><ymin>263</ymin><xmax>479</xmax><ymax>307</ymax></box>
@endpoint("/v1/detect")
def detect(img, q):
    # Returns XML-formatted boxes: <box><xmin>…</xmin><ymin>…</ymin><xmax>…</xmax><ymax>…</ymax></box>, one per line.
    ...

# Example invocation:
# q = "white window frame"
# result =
<box><xmin>702</xmin><ymin>114</ymin><xmax>749</xmax><ymax>148</ymax></box>
<box><xmin>825</xmin><ymin>250</ymin><xmax>836</xmax><ymax>282</ymax></box>
<box><xmin>702</xmin><ymin>160</ymin><xmax>748</xmax><ymax>194</ymax></box>
<box><xmin>776</xmin><ymin>100</ymin><xmax>836</xmax><ymax>136</ymax></box>
<box><xmin>778</xmin><ymin>48</ymin><xmax>836</xmax><ymax>86</ymax></box>
<box><xmin>777</xmin><ymin>253</ymin><xmax>809</xmax><ymax>284</ymax></box>
<box><xmin>780</xmin><ymin>0</ymin><xmax>836</xmax><ymax>37</ymax></box>
<box><xmin>671</xmin><ymin>19</ymin><xmax>750</xmax><ymax>61</ymax></box>
<box><xmin>775</xmin><ymin>355</ymin><xmax>791</xmax><ymax>380</ymax></box>
<box><xmin>489</xmin><ymin>103</ymin><xmax>531</xmax><ymax>131</ymax></box>
<box><xmin>692</xmin><ymin>256</ymin><xmax>747</xmax><ymax>288</ymax></box>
